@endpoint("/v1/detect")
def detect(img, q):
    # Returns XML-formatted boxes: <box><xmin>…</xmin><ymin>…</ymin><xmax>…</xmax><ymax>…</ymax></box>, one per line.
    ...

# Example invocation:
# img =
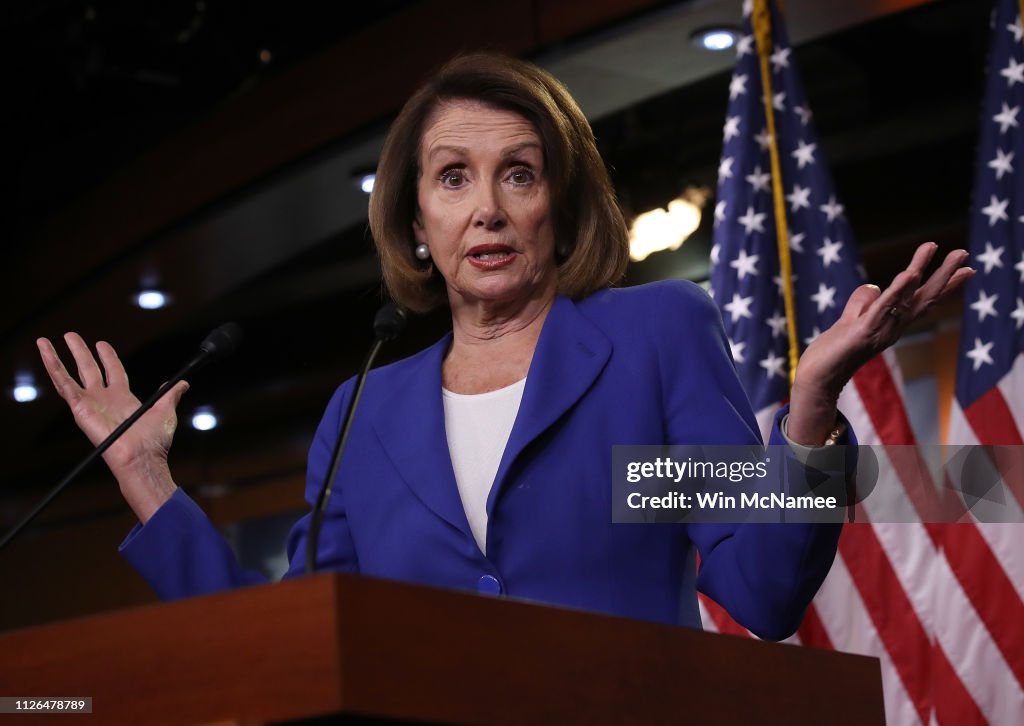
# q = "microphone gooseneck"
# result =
<box><xmin>306</xmin><ymin>304</ymin><xmax>407</xmax><ymax>574</ymax></box>
<box><xmin>0</xmin><ymin>323</ymin><xmax>243</xmax><ymax>552</ymax></box>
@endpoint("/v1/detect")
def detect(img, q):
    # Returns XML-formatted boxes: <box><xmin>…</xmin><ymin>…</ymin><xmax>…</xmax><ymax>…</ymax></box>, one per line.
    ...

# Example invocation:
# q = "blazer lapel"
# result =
<box><xmin>486</xmin><ymin>294</ymin><xmax>612</xmax><ymax>514</ymax></box>
<box><xmin>369</xmin><ymin>295</ymin><xmax>612</xmax><ymax>541</ymax></box>
<box><xmin>369</xmin><ymin>333</ymin><xmax>475</xmax><ymax>540</ymax></box>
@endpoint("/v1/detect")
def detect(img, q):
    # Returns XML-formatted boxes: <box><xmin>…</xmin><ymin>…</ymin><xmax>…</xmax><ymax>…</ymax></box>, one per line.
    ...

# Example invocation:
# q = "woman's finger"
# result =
<box><xmin>937</xmin><ymin>267</ymin><xmax>976</xmax><ymax>298</ymax></box>
<box><xmin>841</xmin><ymin>284</ymin><xmax>881</xmax><ymax>320</ymax></box>
<box><xmin>165</xmin><ymin>380</ymin><xmax>189</xmax><ymax>410</ymax></box>
<box><xmin>862</xmin><ymin>242</ymin><xmax>939</xmax><ymax>327</ymax></box>
<box><xmin>910</xmin><ymin>250</ymin><xmax>972</xmax><ymax>315</ymax></box>
<box><xmin>36</xmin><ymin>337</ymin><xmax>82</xmax><ymax>402</ymax></box>
<box><xmin>903</xmin><ymin>242</ymin><xmax>940</xmax><ymax>279</ymax></box>
<box><xmin>63</xmin><ymin>332</ymin><xmax>105</xmax><ymax>388</ymax></box>
<box><xmin>96</xmin><ymin>341</ymin><xmax>130</xmax><ymax>388</ymax></box>
<box><xmin>864</xmin><ymin>267</ymin><xmax>921</xmax><ymax>328</ymax></box>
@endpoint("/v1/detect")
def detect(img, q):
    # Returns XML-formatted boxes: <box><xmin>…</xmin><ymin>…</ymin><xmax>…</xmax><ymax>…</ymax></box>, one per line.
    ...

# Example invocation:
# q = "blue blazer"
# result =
<box><xmin>121</xmin><ymin>280</ymin><xmax>844</xmax><ymax>640</ymax></box>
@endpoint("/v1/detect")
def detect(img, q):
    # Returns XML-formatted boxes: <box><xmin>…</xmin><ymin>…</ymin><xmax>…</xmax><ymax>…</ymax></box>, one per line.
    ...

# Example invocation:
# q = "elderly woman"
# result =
<box><xmin>38</xmin><ymin>54</ymin><xmax>970</xmax><ymax>639</ymax></box>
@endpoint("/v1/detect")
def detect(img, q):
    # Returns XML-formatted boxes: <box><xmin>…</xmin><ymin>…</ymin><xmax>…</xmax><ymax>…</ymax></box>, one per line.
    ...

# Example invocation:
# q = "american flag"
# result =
<box><xmin>942</xmin><ymin>0</ymin><xmax>1024</xmax><ymax>723</ymax></box>
<box><xmin>704</xmin><ymin>1</ymin><xmax>1024</xmax><ymax>724</ymax></box>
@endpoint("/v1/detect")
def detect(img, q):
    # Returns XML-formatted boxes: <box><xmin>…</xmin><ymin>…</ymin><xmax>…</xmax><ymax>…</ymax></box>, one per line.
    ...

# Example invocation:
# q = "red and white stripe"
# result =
<box><xmin>699</xmin><ymin>350</ymin><xmax>1024</xmax><ymax>725</ymax></box>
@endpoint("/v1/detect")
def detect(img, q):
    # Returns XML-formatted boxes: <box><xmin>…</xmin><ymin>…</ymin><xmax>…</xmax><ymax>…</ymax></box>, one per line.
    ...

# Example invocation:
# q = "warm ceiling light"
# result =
<box><xmin>628</xmin><ymin>188</ymin><xmax>708</xmax><ymax>262</ymax></box>
<box><xmin>691</xmin><ymin>26</ymin><xmax>740</xmax><ymax>52</ymax></box>
<box><xmin>135</xmin><ymin>290</ymin><xmax>169</xmax><ymax>310</ymax></box>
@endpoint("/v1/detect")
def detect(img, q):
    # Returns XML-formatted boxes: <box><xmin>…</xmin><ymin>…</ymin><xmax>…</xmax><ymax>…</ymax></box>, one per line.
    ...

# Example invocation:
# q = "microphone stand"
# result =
<box><xmin>305</xmin><ymin>304</ymin><xmax>405</xmax><ymax>574</ymax></box>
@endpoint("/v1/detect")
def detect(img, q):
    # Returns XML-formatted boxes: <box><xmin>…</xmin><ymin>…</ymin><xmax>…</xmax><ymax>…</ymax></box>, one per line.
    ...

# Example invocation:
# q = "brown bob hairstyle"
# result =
<box><xmin>369</xmin><ymin>52</ymin><xmax>630</xmax><ymax>313</ymax></box>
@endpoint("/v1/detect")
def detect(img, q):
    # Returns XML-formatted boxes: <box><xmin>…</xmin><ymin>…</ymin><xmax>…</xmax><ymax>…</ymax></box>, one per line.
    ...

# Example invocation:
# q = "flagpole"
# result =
<box><xmin>1020</xmin><ymin>0</ymin><xmax>1024</xmax><ymax>47</ymax></box>
<box><xmin>752</xmin><ymin>0</ymin><xmax>800</xmax><ymax>387</ymax></box>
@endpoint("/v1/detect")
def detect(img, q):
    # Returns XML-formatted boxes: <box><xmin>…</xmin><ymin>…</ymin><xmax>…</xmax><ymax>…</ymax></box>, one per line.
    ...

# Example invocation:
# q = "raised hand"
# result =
<box><xmin>787</xmin><ymin>242</ymin><xmax>974</xmax><ymax>445</ymax></box>
<box><xmin>36</xmin><ymin>333</ymin><xmax>187</xmax><ymax>522</ymax></box>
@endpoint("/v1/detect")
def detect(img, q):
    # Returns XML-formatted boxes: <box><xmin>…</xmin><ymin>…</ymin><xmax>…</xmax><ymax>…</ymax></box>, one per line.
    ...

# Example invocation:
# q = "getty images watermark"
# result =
<box><xmin>612</xmin><ymin>444</ymin><xmax>1024</xmax><ymax>524</ymax></box>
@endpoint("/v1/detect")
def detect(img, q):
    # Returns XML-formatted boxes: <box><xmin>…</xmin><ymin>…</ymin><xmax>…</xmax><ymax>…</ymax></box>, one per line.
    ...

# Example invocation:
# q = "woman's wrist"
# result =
<box><xmin>112</xmin><ymin>455</ymin><xmax>178</xmax><ymax>524</ymax></box>
<box><xmin>787</xmin><ymin>379</ymin><xmax>840</xmax><ymax>446</ymax></box>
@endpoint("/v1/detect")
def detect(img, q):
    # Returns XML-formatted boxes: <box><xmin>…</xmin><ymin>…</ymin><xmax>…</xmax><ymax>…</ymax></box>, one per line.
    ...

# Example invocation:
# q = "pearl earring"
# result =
<box><xmin>414</xmin><ymin>243</ymin><xmax>431</xmax><ymax>261</ymax></box>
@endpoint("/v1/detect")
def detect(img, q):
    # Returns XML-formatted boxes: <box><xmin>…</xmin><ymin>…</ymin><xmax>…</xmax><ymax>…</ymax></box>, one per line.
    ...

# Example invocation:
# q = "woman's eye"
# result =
<box><xmin>440</xmin><ymin>169</ymin><xmax>465</xmax><ymax>187</ymax></box>
<box><xmin>509</xmin><ymin>168</ymin><xmax>534</xmax><ymax>185</ymax></box>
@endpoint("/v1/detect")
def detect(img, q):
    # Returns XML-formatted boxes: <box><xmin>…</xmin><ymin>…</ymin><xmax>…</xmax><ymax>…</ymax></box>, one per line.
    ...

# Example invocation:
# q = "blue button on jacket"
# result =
<box><xmin>120</xmin><ymin>280</ymin><xmax>846</xmax><ymax>640</ymax></box>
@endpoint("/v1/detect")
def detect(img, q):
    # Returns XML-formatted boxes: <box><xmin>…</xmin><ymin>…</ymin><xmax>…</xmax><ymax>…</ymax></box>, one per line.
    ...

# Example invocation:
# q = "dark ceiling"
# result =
<box><xmin>1</xmin><ymin>0</ymin><xmax>992</xmax><ymax>536</ymax></box>
<box><xmin>7</xmin><ymin>0</ymin><xmax>417</xmax><ymax>232</ymax></box>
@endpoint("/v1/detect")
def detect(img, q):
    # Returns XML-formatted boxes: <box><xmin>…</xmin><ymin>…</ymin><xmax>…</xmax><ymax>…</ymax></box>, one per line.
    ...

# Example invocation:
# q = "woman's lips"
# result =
<box><xmin>467</xmin><ymin>245</ymin><xmax>517</xmax><ymax>269</ymax></box>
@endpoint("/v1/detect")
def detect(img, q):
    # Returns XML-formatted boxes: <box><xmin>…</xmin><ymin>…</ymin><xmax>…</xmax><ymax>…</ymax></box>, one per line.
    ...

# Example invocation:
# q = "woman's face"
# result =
<box><xmin>414</xmin><ymin>100</ymin><xmax>558</xmax><ymax>309</ymax></box>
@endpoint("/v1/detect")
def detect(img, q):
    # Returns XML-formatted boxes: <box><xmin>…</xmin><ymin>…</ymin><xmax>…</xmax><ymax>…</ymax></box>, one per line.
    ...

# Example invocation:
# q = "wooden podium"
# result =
<box><xmin>0</xmin><ymin>573</ymin><xmax>884</xmax><ymax>724</ymax></box>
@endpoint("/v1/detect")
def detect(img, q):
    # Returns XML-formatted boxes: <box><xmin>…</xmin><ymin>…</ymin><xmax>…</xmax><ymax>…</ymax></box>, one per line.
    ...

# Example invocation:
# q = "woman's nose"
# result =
<box><xmin>471</xmin><ymin>183</ymin><xmax>508</xmax><ymax>230</ymax></box>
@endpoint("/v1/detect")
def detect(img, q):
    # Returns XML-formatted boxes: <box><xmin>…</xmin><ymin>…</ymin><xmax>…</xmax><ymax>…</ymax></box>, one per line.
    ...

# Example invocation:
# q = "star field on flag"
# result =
<box><xmin>709</xmin><ymin>0</ymin><xmax>863</xmax><ymax>413</ymax></box>
<box><xmin>955</xmin><ymin>0</ymin><xmax>1024</xmax><ymax>411</ymax></box>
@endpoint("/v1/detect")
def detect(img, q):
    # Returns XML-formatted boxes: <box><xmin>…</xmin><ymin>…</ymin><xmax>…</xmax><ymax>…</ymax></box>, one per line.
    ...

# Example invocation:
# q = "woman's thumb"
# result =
<box><xmin>167</xmin><ymin>380</ymin><xmax>190</xmax><ymax>407</ymax></box>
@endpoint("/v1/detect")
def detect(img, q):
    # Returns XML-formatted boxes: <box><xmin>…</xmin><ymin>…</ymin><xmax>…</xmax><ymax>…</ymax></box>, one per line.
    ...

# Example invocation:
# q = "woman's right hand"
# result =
<box><xmin>36</xmin><ymin>333</ymin><xmax>188</xmax><ymax>523</ymax></box>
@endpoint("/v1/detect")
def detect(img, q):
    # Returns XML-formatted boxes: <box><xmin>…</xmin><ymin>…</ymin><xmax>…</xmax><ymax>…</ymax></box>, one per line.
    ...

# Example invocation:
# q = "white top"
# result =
<box><xmin>442</xmin><ymin>378</ymin><xmax>527</xmax><ymax>555</ymax></box>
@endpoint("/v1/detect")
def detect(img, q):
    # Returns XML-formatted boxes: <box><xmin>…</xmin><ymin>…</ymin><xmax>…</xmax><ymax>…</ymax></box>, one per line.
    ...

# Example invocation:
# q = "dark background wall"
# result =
<box><xmin>0</xmin><ymin>0</ymin><xmax>986</xmax><ymax>629</ymax></box>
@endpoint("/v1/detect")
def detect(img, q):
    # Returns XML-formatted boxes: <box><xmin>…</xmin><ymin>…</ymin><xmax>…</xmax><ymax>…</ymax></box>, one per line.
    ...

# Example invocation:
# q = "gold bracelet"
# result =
<box><xmin>823</xmin><ymin>420</ymin><xmax>847</xmax><ymax>446</ymax></box>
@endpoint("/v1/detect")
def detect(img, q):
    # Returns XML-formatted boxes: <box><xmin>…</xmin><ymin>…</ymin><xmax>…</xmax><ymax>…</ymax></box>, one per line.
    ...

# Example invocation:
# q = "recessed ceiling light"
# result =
<box><xmin>135</xmin><ymin>290</ymin><xmax>169</xmax><ymax>310</ymax></box>
<box><xmin>691</xmin><ymin>26</ymin><xmax>740</xmax><ymax>52</ymax></box>
<box><xmin>191</xmin><ymin>407</ymin><xmax>218</xmax><ymax>431</ymax></box>
<box><xmin>359</xmin><ymin>173</ymin><xmax>376</xmax><ymax>194</ymax></box>
<box><xmin>12</xmin><ymin>375</ymin><xmax>38</xmax><ymax>403</ymax></box>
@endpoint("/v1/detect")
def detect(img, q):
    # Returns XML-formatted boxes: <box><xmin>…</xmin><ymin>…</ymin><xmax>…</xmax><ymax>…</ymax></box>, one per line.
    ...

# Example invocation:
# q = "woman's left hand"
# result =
<box><xmin>786</xmin><ymin>242</ymin><xmax>974</xmax><ymax>445</ymax></box>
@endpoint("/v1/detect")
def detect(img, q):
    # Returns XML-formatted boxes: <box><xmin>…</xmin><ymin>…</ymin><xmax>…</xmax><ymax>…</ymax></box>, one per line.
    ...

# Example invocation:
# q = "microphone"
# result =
<box><xmin>306</xmin><ymin>304</ymin><xmax>406</xmax><ymax>573</ymax></box>
<box><xmin>197</xmin><ymin>322</ymin><xmax>243</xmax><ymax>362</ymax></box>
<box><xmin>0</xmin><ymin>323</ymin><xmax>243</xmax><ymax>552</ymax></box>
<box><xmin>170</xmin><ymin>322</ymin><xmax>243</xmax><ymax>382</ymax></box>
<box><xmin>373</xmin><ymin>304</ymin><xmax>407</xmax><ymax>342</ymax></box>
